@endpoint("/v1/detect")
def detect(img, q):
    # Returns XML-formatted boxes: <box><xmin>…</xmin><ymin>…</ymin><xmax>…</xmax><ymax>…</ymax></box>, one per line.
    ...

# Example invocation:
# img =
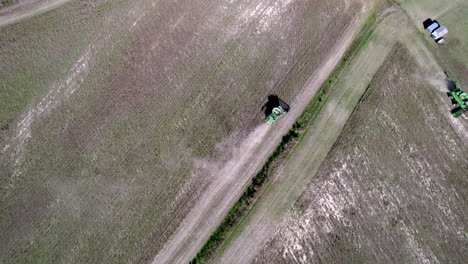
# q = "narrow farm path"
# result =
<box><xmin>0</xmin><ymin>0</ymin><xmax>72</xmax><ymax>27</ymax></box>
<box><xmin>214</xmin><ymin>7</ymin><xmax>459</xmax><ymax>264</ymax></box>
<box><xmin>395</xmin><ymin>0</ymin><xmax>464</xmax><ymax>22</ymax></box>
<box><xmin>151</xmin><ymin>4</ymin><xmax>373</xmax><ymax>264</ymax></box>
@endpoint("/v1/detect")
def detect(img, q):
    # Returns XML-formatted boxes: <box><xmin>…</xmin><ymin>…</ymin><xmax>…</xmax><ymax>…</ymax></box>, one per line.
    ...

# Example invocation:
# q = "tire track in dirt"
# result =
<box><xmin>0</xmin><ymin>0</ymin><xmax>154</xmax><ymax>190</ymax></box>
<box><xmin>396</xmin><ymin>0</ymin><xmax>464</xmax><ymax>22</ymax></box>
<box><xmin>151</xmin><ymin>5</ymin><xmax>371</xmax><ymax>264</ymax></box>
<box><xmin>0</xmin><ymin>0</ymin><xmax>72</xmax><ymax>27</ymax></box>
<box><xmin>1</xmin><ymin>42</ymin><xmax>96</xmax><ymax>191</ymax></box>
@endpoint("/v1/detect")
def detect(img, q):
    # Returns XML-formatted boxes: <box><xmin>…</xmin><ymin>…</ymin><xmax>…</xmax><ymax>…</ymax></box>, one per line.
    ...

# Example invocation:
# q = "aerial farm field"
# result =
<box><xmin>209</xmin><ymin>1</ymin><xmax>467</xmax><ymax>264</ymax></box>
<box><xmin>1</xmin><ymin>0</ymin><xmax>466</xmax><ymax>263</ymax></box>
<box><xmin>1</xmin><ymin>0</ymin><xmax>375</xmax><ymax>263</ymax></box>
<box><xmin>254</xmin><ymin>44</ymin><xmax>467</xmax><ymax>263</ymax></box>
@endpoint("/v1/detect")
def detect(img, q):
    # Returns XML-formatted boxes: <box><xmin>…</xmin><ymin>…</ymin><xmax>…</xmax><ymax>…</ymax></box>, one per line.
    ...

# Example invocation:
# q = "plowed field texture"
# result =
<box><xmin>254</xmin><ymin>44</ymin><xmax>467</xmax><ymax>263</ymax></box>
<box><xmin>0</xmin><ymin>0</ymin><xmax>372</xmax><ymax>263</ymax></box>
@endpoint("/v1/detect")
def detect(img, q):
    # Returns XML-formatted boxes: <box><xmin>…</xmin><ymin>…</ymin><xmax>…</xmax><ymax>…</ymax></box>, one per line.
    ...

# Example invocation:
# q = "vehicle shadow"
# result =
<box><xmin>444</xmin><ymin>71</ymin><xmax>457</xmax><ymax>92</ymax></box>
<box><xmin>445</xmin><ymin>78</ymin><xmax>456</xmax><ymax>92</ymax></box>
<box><xmin>261</xmin><ymin>95</ymin><xmax>290</xmax><ymax>118</ymax></box>
<box><xmin>422</xmin><ymin>18</ymin><xmax>433</xmax><ymax>29</ymax></box>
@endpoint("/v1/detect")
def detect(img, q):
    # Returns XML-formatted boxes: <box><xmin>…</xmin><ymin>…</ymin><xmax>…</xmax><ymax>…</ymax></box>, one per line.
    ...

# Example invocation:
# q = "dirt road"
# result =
<box><xmin>152</xmin><ymin>5</ymin><xmax>372</xmax><ymax>264</ymax></box>
<box><xmin>0</xmin><ymin>0</ymin><xmax>72</xmax><ymax>27</ymax></box>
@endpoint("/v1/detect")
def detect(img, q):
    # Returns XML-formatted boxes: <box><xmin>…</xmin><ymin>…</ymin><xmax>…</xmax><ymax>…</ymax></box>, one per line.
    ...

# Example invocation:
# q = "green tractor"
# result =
<box><xmin>264</xmin><ymin>96</ymin><xmax>290</xmax><ymax>124</ymax></box>
<box><xmin>265</xmin><ymin>106</ymin><xmax>286</xmax><ymax>124</ymax></box>
<box><xmin>446</xmin><ymin>74</ymin><xmax>467</xmax><ymax>117</ymax></box>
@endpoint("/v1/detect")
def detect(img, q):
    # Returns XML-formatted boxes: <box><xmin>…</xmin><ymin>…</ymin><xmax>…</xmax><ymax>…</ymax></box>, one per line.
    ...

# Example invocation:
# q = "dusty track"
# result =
<box><xmin>0</xmin><ymin>0</ymin><xmax>72</xmax><ymax>27</ymax></box>
<box><xmin>152</xmin><ymin>5</ymin><xmax>371</xmax><ymax>264</ymax></box>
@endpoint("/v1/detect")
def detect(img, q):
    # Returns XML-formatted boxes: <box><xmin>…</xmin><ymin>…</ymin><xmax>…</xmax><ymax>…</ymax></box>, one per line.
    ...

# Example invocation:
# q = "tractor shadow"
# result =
<box><xmin>444</xmin><ymin>72</ymin><xmax>457</xmax><ymax>92</ymax></box>
<box><xmin>445</xmin><ymin>78</ymin><xmax>456</xmax><ymax>92</ymax></box>
<box><xmin>261</xmin><ymin>95</ymin><xmax>290</xmax><ymax>118</ymax></box>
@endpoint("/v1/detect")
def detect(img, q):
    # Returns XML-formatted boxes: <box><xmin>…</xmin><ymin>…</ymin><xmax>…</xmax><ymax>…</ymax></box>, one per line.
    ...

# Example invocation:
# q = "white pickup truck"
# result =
<box><xmin>423</xmin><ymin>19</ymin><xmax>448</xmax><ymax>45</ymax></box>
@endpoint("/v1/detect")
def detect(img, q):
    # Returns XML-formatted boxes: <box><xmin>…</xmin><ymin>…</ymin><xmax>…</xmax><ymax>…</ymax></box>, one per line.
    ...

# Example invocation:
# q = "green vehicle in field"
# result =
<box><xmin>265</xmin><ymin>106</ymin><xmax>286</xmax><ymax>124</ymax></box>
<box><xmin>264</xmin><ymin>97</ymin><xmax>290</xmax><ymax>124</ymax></box>
<box><xmin>446</xmin><ymin>75</ymin><xmax>467</xmax><ymax>117</ymax></box>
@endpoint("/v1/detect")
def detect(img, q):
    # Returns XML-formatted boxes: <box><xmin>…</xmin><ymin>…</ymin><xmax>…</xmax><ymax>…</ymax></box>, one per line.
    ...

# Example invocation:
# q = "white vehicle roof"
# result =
<box><xmin>432</xmin><ymin>26</ymin><xmax>448</xmax><ymax>38</ymax></box>
<box><xmin>426</xmin><ymin>22</ymin><xmax>439</xmax><ymax>32</ymax></box>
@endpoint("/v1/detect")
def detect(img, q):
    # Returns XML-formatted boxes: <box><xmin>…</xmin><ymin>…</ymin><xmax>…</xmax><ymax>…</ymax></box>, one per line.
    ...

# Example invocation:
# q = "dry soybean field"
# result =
<box><xmin>0</xmin><ymin>0</ymin><xmax>374</xmax><ymax>263</ymax></box>
<box><xmin>0</xmin><ymin>0</ymin><xmax>466</xmax><ymax>263</ymax></box>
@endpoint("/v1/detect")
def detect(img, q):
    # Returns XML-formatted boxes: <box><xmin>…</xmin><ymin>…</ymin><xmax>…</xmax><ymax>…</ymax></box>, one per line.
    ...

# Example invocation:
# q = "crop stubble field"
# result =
<box><xmin>0</xmin><ymin>0</ymin><xmax>374</xmax><ymax>263</ymax></box>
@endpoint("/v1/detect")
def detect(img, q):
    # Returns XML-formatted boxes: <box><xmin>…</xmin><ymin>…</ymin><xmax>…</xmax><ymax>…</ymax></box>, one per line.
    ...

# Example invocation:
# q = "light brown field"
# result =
<box><xmin>0</xmin><ymin>0</ymin><xmax>375</xmax><ymax>263</ymax></box>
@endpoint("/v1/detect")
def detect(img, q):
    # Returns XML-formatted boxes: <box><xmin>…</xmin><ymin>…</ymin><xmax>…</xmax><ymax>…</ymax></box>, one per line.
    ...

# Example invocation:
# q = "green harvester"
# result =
<box><xmin>265</xmin><ymin>106</ymin><xmax>286</xmax><ymax>124</ymax></box>
<box><xmin>446</xmin><ymin>76</ymin><xmax>468</xmax><ymax>117</ymax></box>
<box><xmin>265</xmin><ymin>98</ymin><xmax>290</xmax><ymax>124</ymax></box>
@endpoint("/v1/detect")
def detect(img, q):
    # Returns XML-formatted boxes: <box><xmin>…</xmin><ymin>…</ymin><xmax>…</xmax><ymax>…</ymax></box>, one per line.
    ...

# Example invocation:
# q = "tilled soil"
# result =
<box><xmin>150</xmin><ymin>0</ymin><xmax>374</xmax><ymax>263</ymax></box>
<box><xmin>253</xmin><ymin>44</ymin><xmax>468</xmax><ymax>264</ymax></box>
<box><xmin>0</xmin><ymin>0</ymin><xmax>374</xmax><ymax>263</ymax></box>
<box><xmin>152</xmin><ymin>3</ymin><xmax>374</xmax><ymax>263</ymax></box>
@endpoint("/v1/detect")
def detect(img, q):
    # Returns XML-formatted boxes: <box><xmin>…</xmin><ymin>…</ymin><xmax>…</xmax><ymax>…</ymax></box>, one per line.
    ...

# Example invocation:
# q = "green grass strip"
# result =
<box><xmin>190</xmin><ymin>6</ymin><xmax>381</xmax><ymax>264</ymax></box>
